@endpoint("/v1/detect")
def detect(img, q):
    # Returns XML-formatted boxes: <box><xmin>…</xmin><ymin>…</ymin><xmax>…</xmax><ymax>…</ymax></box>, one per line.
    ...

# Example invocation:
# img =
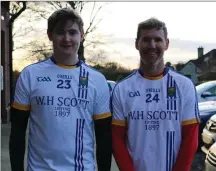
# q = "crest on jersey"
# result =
<box><xmin>78</xmin><ymin>66</ymin><xmax>89</xmax><ymax>99</ymax></box>
<box><xmin>80</xmin><ymin>77</ymin><xmax>88</xmax><ymax>87</ymax></box>
<box><xmin>168</xmin><ymin>87</ymin><xmax>175</xmax><ymax>97</ymax></box>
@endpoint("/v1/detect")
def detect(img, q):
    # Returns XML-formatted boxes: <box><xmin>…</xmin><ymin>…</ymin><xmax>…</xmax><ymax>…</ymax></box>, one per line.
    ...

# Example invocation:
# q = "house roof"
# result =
<box><xmin>191</xmin><ymin>49</ymin><xmax>216</xmax><ymax>67</ymax></box>
<box><xmin>181</xmin><ymin>49</ymin><xmax>216</xmax><ymax>71</ymax></box>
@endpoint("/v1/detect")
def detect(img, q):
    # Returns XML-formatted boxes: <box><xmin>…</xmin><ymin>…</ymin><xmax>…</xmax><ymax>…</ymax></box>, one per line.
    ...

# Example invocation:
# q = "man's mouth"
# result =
<box><xmin>148</xmin><ymin>52</ymin><xmax>157</xmax><ymax>55</ymax></box>
<box><xmin>61</xmin><ymin>45</ymin><xmax>73</xmax><ymax>48</ymax></box>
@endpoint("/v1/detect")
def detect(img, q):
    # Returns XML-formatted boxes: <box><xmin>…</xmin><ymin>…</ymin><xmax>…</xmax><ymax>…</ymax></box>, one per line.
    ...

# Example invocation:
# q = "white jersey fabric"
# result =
<box><xmin>12</xmin><ymin>57</ymin><xmax>111</xmax><ymax>171</ymax></box>
<box><xmin>111</xmin><ymin>67</ymin><xmax>200</xmax><ymax>171</ymax></box>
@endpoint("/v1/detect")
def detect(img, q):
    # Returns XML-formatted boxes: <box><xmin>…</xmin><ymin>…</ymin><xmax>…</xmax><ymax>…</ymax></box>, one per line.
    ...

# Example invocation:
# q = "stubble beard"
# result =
<box><xmin>139</xmin><ymin>54</ymin><xmax>165</xmax><ymax>75</ymax></box>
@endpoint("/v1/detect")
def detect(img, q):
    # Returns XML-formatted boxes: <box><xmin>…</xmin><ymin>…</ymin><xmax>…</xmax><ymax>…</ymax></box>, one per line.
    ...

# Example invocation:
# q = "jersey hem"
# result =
<box><xmin>182</xmin><ymin>118</ymin><xmax>200</xmax><ymax>125</ymax></box>
<box><xmin>112</xmin><ymin>119</ymin><xmax>126</xmax><ymax>126</ymax></box>
<box><xmin>93</xmin><ymin>112</ymin><xmax>111</xmax><ymax>120</ymax></box>
<box><xmin>11</xmin><ymin>102</ymin><xmax>30</xmax><ymax>111</ymax></box>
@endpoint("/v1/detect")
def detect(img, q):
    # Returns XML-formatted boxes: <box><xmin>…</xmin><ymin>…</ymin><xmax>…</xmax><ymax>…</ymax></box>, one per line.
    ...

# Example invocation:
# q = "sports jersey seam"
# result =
<box><xmin>116</xmin><ymin>71</ymin><xmax>137</xmax><ymax>85</ymax></box>
<box><xmin>22</xmin><ymin>58</ymin><xmax>50</xmax><ymax>71</ymax></box>
<box><xmin>110</xmin><ymin>71</ymin><xmax>137</xmax><ymax>113</ymax></box>
<box><xmin>82</xmin><ymin>63</ymin><xmax>105</xmax><ymax>76</ymax></box>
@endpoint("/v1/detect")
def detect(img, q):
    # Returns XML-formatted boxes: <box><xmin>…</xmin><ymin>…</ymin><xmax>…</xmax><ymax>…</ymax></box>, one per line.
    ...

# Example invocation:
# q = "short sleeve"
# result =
<box><xmin>111</xmin><ymin>85</ymin><xmax>126</xmax><ymax>127</ymax></box>
<box><xmin>93</xmin><ymin>77</ymin><xmax>111</xmax><ymax>120</ymax></box>
<box><xmin>181</xmin><ymin>81</ymin><xmax>200</xmax><ymax>125</ymax></box>
<box><xmin>11</xmin><ymin>68</ymin><xmax>31</xmax><ymax>111</ymax></box>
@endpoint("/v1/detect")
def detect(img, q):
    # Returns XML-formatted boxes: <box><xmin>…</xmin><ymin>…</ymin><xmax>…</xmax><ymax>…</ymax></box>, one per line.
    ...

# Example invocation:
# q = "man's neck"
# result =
<box><xmin>140</xmin><ymin>62</ymin><xmax>165</xmax><ymax>77</ymax></box>
<box><xmin>53</xmin><ymin>53</ymin><xmax>79</xmax><ymax>66</ymax></box>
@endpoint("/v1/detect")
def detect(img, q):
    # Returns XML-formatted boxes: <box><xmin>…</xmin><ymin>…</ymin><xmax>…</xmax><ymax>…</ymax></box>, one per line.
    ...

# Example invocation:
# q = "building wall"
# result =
<box><xmin>180</xmin><ymin>62</ymin><xmax>198</xmax><ymax>85</ymax></box>
<box><xmin>1</xmin><ymin>4</ymin><xmax>11</xmax><ymax>123</ymax></box>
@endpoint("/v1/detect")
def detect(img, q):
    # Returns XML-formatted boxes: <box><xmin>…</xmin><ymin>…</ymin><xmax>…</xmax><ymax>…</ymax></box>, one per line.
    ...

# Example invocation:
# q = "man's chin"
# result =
<box><xmin>60</xmin><ymin>51</ymin><xmax>77</xmax><ymax>56</ymax></box>
<box><xmin>142</xmin><ymin>58</ymin><xmax>162</xmax><ymax>67</ymax></box>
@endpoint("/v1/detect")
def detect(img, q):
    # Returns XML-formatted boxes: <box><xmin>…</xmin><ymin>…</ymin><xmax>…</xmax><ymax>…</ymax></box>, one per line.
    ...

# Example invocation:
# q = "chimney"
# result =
<box><xmin>198</xmin><ymin>46</ymin><xmax>204</xmax><ymax>58</ymax></box>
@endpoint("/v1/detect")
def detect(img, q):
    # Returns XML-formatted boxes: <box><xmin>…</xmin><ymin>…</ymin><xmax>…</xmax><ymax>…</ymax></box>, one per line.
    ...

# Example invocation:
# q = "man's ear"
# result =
<box><xmin>165</xmin><ymin>38</ymin><xmax>169</xmax><ymax>50</ymax></box>
<box><xmin>135</xmin><ymin>39</ymin><xmax>139</xmax><ymax>50</ymax></box>
<box><xmin>47</xmin><ymin>30</ymin><xmax>52</xmax><ymax>41</ymax></box>
<box><xmin>80</xmin><ymin>29</ymin><xmax>84</xmax><ymax>42</ymax></box>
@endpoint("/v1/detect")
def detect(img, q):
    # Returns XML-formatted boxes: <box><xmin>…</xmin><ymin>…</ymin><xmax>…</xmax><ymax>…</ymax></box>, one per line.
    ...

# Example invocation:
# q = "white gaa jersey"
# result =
<box><xmin>111</xmin><ymin>67</ymin><xmax>200</xmax><ymax>171</ymax></box>
<box><xmin>12</xmin><ymin>57</ymin><xmax>111</xmax><ymax>171</ymax></box>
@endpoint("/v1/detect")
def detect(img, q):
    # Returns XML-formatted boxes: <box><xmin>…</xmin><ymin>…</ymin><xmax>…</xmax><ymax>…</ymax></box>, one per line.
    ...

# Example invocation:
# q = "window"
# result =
<box><xmin>206</xmin><ymin>86</ymin><xmax>216</xmax><ymax>96</ymax></box>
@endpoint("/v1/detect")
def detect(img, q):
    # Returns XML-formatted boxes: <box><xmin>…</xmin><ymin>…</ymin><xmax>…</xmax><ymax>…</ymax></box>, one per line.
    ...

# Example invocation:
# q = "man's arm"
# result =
<box><xmin>9</xmin><ymin>107</ymin><xmax>30</xmax><ymax>171</ymax></box>
<box><xmin>94</xmin><ymin>116</ymin><xmax>112</xmax><ymax>171</ymax></box>
<box><xmin>112</xmin><ymin>124</ymin><xmax>135</xmax><ymax>171</ymax></box>
<box><xmin>172</xmin><ymin>123</ymin><xmax>199</xmax><ymax>171</ymax></box>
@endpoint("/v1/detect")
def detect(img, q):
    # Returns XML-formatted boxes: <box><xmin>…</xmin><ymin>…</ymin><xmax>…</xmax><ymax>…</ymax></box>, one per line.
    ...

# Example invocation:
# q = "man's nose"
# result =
<box><xmin>63</xmin><ymin>32</ymin><xmax>70</xmax><ymax>42</ymax></box>
<box><xmin>148</xmin><ymin>40</ymin><xmax>156</xmax><ymax>48</ymax></box>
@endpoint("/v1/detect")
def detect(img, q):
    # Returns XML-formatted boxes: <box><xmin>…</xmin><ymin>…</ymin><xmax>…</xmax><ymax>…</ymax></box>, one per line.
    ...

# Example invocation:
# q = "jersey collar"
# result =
<box><xmin>50</xmin><ymin>56</ymin><xmax>82</xmax><ymax>69</ymax></box>
<box><xmin>138</xmin><ymin>67</ymin><xmax>169</xmax><ymax>80</ymax></box>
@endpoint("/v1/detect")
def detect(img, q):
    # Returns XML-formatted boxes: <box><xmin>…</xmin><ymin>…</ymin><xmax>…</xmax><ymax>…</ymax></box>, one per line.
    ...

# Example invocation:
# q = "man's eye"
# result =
<box><xmin>155</xmin><ymin>38</ymin><xmax>162</xmax><ymax>42</ymax></box>
<box><xmin>141</xmin><ymin>37</ymin><xmax>150</xmax><ymax>42</ymax></box>
<box><xmin>56</xmin><ymin>31</ymin><xmax>65</xmax><ymax>35</ymax></box>
<box><xmin>69</xmin><ymin>31</ymin><xmax>77</xmax><ymax>35</ymax></box>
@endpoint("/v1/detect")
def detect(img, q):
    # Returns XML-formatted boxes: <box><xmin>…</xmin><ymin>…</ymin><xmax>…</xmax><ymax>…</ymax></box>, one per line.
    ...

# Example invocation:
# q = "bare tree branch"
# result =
<box><xmin>47</xmin><ymin>1</ymin><xmax>61</xmax><ymax>10</ymax></box>
<box><xmin>10</xmin><ymin>1</ymin><xmax>26</xmax><ymax>23</ymax></box>
<box><xmin>13</xmin><ymin>1</ymin><xmax>111</xmax><ymax>62</ymax></box>
<box><xmin>84</xmin><ymin>4</ymin><xmax>103</xmax><ymax>37</ymax></box>
<box><xmin>89</xmin><ymin>2</ymin><xmax>96</xmax><ymax>22</ymax></box>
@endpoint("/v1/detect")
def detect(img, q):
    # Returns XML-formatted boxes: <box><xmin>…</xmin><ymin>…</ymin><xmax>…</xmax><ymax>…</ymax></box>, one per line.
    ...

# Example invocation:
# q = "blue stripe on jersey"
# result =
<box><xmin>167</xmin><ymin>74</ymin><xmax>170</xmax><ymax>110</ymax></box>
<box><xmin>166</xmin><ymin>131</ymin><xmax>169</xmax><ymax>171</ymax></box>
<box><xmin>174</xmin><ymin>81</ymin><xmax>177</xmax><ymax>110</ymax></box>
<box><xmin>170</xmin><ymin>75</ymin><xmax>173</xmax><ymax>87</ymax></box>
<box><xmin>75</xmin><ymin>120</ymin><xmax>78</xmax><ymax>171</ymax></box>
<box><xmin>195</xmin><ymin>100</ymin><xmax>199</xmax><ymax>123</ymax></box>
<box><xmin>81</xmin><ymin>119</ymin><xmax>85</xmax><ymax>171</ymax></box>
<box><xmin>78</xmin><ymin>66</ymin><xmax>82</xmax><ymax>98</ymax></box>
<box><xmin>167</xmin><ymin>74</ymin><xmax>169</xmax><ymax>110</ymax></box>
<box><xmin>75</xmin><ymin>119</ymin><xmax>85</xmax><ymax>171</ymax></box>
<box><xmin>167</xmin><ymin>74</ymin><xmax>177</xmax><ymax>111</ymax></box>
<box><xmin>78</xmin><ymin>120</ymin><xmax>82</xmax><ymax>170</ymax></box>
<box><xmin>169</xmin><ymin>132</ymin><xmax>172</xmax><ymax>171</ymax></box>
<box><xmin>169</xmin><ymin>68</ymin><xmax>201</xmax><ymax>119</ymax></box>
<box><xmin>85</xmin><ymin>72</ymin><xmax>89</xmax><ymax>99</ymax></box>
<box><xmin>81</xmin><ymin>69</ymin><xmax>86</xmax><ymax>98</ymax></box>
<box><xmin>166</xmin><ymin>131</ymin><xmax>175</xmax><ymax>171</ymax></box>
<box><xmin>194</xmin><ymin>86</ymin><xmax>201</xmax><ymax>122</ymax></box>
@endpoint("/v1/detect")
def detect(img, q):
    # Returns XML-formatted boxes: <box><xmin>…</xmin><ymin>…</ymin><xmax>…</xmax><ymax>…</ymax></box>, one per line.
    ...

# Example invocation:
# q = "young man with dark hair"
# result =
<box><xmin>10</xmin><ymin>8</ymin><xmax>112</xmax><ymax>171</ymax></box>
<box><xmin>111</xmin><ymin>18</ymin><xmax>200</xmax><ymax>171</ymax></box>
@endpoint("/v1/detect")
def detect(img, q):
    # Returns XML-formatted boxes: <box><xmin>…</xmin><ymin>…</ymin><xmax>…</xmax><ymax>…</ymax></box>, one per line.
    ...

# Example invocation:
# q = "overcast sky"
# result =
<box><xmin>13</xmin><ymin>2</ymin><xmax>216</xmax><ymax>70</ymax></box>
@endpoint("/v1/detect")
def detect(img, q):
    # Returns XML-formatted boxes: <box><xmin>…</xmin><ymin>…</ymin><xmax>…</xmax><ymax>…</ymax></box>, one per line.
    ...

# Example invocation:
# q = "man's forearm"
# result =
<box><xmin>173</xmin><ymin>124</ymin><xmax>199</xmax><ymax>171</ymax></box>
<box><xmin>96</xmin><ymin>137</ymin><xmax>112</xmax><ymax>171</ymax></box>
<box><xmin>9</xmin><ymin>107</ymin><xmax>29</xmax><ymax>171</ymax></box>
<box><xmin>95</xmin><ymin>117</ymin><xmax>112</xmax><ymax>171</ymax></box>
<box><xmin>9</xmin><ymin>128</ymin><xmax>26</xmax><ymax>171</ymax></box>
<box><xmin>112</xmin><ymin>125</ymin><xmax>135</xmax><ymax>171</ymax></box>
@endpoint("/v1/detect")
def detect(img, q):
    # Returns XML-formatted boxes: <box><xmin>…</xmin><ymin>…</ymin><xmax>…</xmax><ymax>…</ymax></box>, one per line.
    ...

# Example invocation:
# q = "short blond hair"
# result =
<box><xmin>136</xmin><ymin>17</ymin><xmax>168</xmax><ymax>40</ymax></box>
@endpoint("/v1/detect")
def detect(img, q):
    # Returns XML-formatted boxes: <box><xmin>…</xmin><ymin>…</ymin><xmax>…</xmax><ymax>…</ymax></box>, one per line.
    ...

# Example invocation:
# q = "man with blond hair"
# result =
<box><xmin>112</xmin><ymin>18</ymin><xmax>200</xmax><ymax>171</ymax></box>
